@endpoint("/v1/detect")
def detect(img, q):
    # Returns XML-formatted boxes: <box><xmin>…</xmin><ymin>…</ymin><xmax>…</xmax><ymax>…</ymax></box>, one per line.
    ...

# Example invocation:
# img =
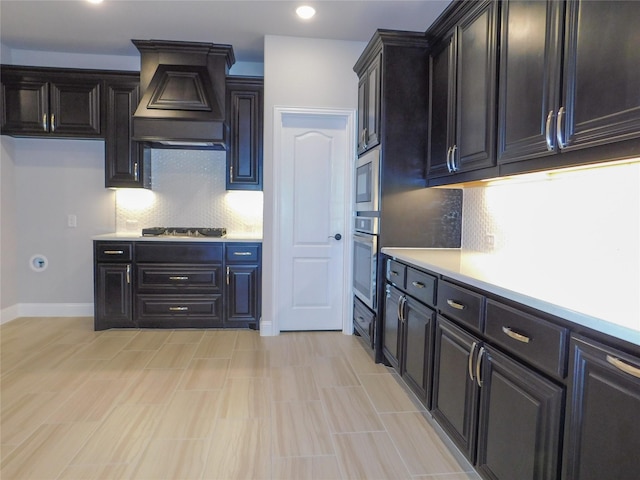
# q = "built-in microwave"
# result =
<box><xmin>355</xmin><ymin>148</ymin><xmax>380</xmax><ymax>213</ymax></box>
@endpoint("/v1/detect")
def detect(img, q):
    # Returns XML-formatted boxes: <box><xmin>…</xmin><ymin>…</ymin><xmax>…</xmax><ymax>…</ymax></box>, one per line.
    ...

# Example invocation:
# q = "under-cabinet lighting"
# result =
<box><xmin>115</xmin><ymin>188</ymin><xmax>155</xmax><ymax>211</ymax></box>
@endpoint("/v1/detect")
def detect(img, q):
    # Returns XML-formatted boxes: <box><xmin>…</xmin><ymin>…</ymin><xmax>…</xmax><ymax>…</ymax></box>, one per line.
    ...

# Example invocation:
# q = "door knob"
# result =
<box><xmin>329</xmin><ymin>233</ymin><xmax>342</xmax><ymax>241</ymax></box>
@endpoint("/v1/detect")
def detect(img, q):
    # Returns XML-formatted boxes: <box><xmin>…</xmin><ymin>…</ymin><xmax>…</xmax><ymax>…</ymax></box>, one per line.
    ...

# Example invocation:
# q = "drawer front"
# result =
<box><xmin>386</xmin><ymin>259</ymin><xmax>407</xmax><ymax>287</ymax></box>
<box><xmin>226</xmin><ymin>244</ymin><xmax>261</xmax><ymax>263</ymax></box>
<box><xmin>136</xmin><ymin>243</ymin><xmax>223</xmax><ymax>263</ymax></box>
<box><xmin>353</xmin><ymin>296</ymin><xmax>375</xmax><ymax>344</ymax></box>
<box><xmin>95</xmin><ymin>242</ymin><xmax>132</xmax><ymax>262</ymax></box>
<box><xmin>406</xmin><ymin>268</ymin><xmax>436</xmax><ymax>307</ymax></box>
<box><xmin>137</xmin><ymin>265</ymin><xmax>221</xmax><ymax>292</ymax></box>
<box><xmin>136</xmin><ymin>295</ymin><xmax>222</xmax><ymax>328</ymax></box>
<box><xmin>485</xmin><ymin>299</ymin><xmax>568</xmax><ymax>379</ymax></box>
<box><xmin>437</xmin><ymin>280</ymin><xmax>485</xmax><ymax>332</ymax></box>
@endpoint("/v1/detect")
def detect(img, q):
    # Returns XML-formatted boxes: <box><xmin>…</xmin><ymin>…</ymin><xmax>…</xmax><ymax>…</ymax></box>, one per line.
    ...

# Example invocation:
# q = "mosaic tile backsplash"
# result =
<box><xmin>461</xmin><ymin>161</ymin><xmax>639</xmax><ymax>259</ymax></box>
<box><xmin>115</xmin><ymin>149</ymin><xmax>263</xmax><ymax>235</ymax></box>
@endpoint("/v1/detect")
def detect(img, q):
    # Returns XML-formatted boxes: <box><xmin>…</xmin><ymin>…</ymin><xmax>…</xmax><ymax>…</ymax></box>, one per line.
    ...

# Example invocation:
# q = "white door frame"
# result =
<box><xmin>267</xmin><ymin>106</ymin><xmax>355</xmax><ymax>336</ymax></box>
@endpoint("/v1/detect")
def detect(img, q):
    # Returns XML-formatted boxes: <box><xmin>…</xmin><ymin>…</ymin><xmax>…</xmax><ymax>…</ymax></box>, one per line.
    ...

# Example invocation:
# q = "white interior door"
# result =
<box><xmin>275</xmin><ymin>109</ymin><xmax>352</xmax><ymax>331</ymax></box>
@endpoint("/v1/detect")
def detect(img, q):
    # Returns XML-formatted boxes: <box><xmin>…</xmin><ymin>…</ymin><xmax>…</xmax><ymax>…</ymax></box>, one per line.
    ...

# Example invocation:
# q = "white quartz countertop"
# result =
<box><xmin>93</xmin><ymin>233</ymin><xmax>262</xmax><ymax>243</ymax></box>
<box><xmin>381</xmin><ymin>248</ymin><xmax>640</xmax><ymax>347</ymax></box>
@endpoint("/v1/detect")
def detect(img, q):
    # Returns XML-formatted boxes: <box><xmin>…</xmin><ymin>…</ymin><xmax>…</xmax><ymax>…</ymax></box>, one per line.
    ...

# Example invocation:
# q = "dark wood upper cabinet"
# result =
<box><xmin>498</xmin><ymin>0</ymin><xmax>640</xmax><ymax>170</ymax></box>
<box><xmin>104</xmin><ymin>74</ymin><xmax>150</xmax><ymax>189</ymax></box>
<box><xmin>497</xmin><ymin>0</ymin><xmax>563</xmax><ymax>164</ymax></box>
<box><xmin>560</xmin><ymin>1</ymin><xmax>640</xmax><ymax>151</ymax></box>
<box><xmin>1</xmin><ymin>66</ymin><xmax>102</xmax><ymax>138</ymax></box>
<box><xmin>427</xmin><ymin>0</ymin><xmax>499</xmax><ymax>184</ymax></box>
<box><xmin>357</xmin><ymin>53</ymin><xmax>381</xmax><ymax>155</ymax></box>
<box><xmin>225</xmin><ymin>76</ymin><xmax>263</xmax><ymax>190</ymax></box>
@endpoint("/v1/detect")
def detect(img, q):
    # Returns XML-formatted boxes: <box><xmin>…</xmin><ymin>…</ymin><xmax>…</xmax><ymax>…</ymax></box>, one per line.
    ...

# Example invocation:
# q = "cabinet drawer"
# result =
<box><xmin>136</xmin><ymin>243</ymin><xmax>223</xmax><ymax>263</ymax></box>
<box><xmin>95</xmin><ymin>242</ymin><xmax>132</xmax><ymax>262</ymax></box>
<box><xmin>137</xmin><ymin>265</ymin><xmax>221</xmax><ymax>292</ymax></box>
<box><xmin>386</xmin><ymin>259</ymin><xmax>406</xmax><ymax>286</ymax></box>
<box><xmin>437</xmin><ymin>280</ymin><xmax>484</xmax><ymax>332</ymax></box>
<box><xmin>136</xmin><ymin>295</ymin><xmax>222</xmax><ymax>328</ymax></box>
<box><xmin>226</xmin><ymin>244</ymin><xmax>261</xmax><ymax>262</ymax></box>
<box><xmin>353</xmin><ymin>296</ymin><xmax>375</xmax><ymax>344</ymax></box>
<box><xmin>406</xmin><ymin>268</ymin><xmax>436</xmax><ymax>307</ymax></box>
<box><xmin>485</xmin><ymin>299</ymin><xmax>568</xmax><ymax>379</ymax></box>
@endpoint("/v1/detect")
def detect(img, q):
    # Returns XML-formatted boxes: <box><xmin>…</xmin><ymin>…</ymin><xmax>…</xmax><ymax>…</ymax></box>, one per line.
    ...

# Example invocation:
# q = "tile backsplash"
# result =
<box><xmin>115</xmin><ymin>149</ymin><xmax>263</xmax><ymax>235</ymax></box>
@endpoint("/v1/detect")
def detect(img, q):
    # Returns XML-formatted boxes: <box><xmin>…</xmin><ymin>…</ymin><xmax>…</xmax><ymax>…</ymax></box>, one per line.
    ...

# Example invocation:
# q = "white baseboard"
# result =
<box><xmin>0</xmin><ymin>303</ymin><xmax>94</xmax><ymax>325</ymax></box>
<box><xmin>259</xmin><ymin>318</ymin><xmax>274</xmax><ymax>336</ymax></box>
<box><xmin>0</xmin><ymin>304</ymin><xmax>20</xmax><ymax>325</ymax></box>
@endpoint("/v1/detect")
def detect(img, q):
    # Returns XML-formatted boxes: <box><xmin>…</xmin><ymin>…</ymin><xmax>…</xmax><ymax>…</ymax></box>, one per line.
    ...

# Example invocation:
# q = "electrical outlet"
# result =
<box><xmin>67</xmin><ymin>214</ymin><xmax>77</xmax><ymax>228</ymax></box>
<box><xmin>486</xmin><ymin>233</ymin><xmax>495</xmax><ymax>250</ymax></box>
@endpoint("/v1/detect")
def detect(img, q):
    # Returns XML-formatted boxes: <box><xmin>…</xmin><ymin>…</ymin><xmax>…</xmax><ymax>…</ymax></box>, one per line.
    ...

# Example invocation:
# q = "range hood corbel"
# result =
<box><xmin>132</xmin><ymin>39</ymin><xmax>235</xmax><ymax>150</ymax></box>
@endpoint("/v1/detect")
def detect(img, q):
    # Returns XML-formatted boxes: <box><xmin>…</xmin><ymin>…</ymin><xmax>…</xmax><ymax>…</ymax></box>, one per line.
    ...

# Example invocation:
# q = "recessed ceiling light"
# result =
<box><xmin>87</xmin><ymin>0</ymin><xmax>104</xmax><ymax>4</ymax></box>
<box><xmin>296</xmin><ymin>5</ymin><xmax>316</xmax><ymax>20</ymax></box>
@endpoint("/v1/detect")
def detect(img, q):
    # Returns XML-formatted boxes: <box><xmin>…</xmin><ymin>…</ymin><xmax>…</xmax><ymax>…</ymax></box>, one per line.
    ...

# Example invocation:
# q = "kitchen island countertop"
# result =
<box><xmin>382</xmin><ymin>247</ymin><xmax>640</xmax><ymax>348</ymax></box>
<box><xmin>93</xmin><ymin>233</ymin><xmax>262</xmax><ymax>243</ymax></box>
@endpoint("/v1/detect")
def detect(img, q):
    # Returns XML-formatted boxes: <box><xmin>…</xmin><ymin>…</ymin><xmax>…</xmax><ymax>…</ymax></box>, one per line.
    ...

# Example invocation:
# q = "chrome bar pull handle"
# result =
<box><xmin>502</xmin><ymin>326</ymin><xmax>531</xmax><ymax>344</ymax></box>
<box><xmin>545</xmin><ymin>110</ymin><xmax>554</xmax><ymax>151</ymax></box>
<box><xmin>450</xmin><ymin>145</ymin><xmax>458</xmax><ymax>171</ymax></box>
<box><xmin>126</xmin><ymin>265</ymin><xmax>131</xmax><ymax>284</ymax></box>
<box><xmin>556</xmin><ymin>106</ymin><xmax>566</xmax><ymax>149</ymax></box>
<box><xmin>169</xmin><ymin>276</ymin><xmax>189</xmax><ymax>281</ymax></box>
<box><xmin>468</xmin><ymin>342</ymin><xmax>477</xmax><ymax>382</ymax></box>
<box><xmin>233</xmin><ymin>251</ymin><xmax>252</xmax><ymax>256</ymax></box>
<box><xmin>50</xmin><ymin>114</ymin><xmax>55</xmax><ymax>132</ymax></box>
<box><xmin>446</xmin><ymin>299</ymin><xmax>466</xmax><ymax>310</ymax></box>
<box><xmin>226</xmin><ymin>266</ymin><xmax>230</xmax><ymax>285</ymax></box>
<box><xmin>104</xmin><ymin>250</ymin><xmax>124</xmax><ymax>255</ymax></box>
<box><xmin>476</xmin><ymin>346</ymin><xmax>485</xmax><ymax>387</ymax></box>
<box><xmin>42</xmin><ymin>113</ymin><xmax>48</xmax><ymax>132</ymax></box>
<box><xmin>446</xmin><ymin>146</ymin><xmax>453</xmax><ymax>173</ymax></box>
<box><xmin>169</xmin><ymin>306</ymin><xmax>188</xmax><ymax>312</ymax></box>
<box><xmin>607</xmin><ymin>355</ymin><xmax>640</xmax><ymax>379</ymax></box>
<box><xmin>411</xmin><ymin>281</ymin><xmax>425</xmax><ymax>289</ymax></box>
<box><xmin>134</xmin><ymin>162</ymin><xmax>139</xmax><ymax>181</ymax></box>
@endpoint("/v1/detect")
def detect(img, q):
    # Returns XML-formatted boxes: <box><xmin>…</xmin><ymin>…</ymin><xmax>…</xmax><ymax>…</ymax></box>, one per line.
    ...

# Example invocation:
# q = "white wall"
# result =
<box><xmin>261</xmin><ymin>35</ymin><xmax>366</xmax><ymax>334</ymax></box>
<box><xmin>1</xmin><ymin>136</ymin><xmax>19</xmax><ymax>321</ymax></box>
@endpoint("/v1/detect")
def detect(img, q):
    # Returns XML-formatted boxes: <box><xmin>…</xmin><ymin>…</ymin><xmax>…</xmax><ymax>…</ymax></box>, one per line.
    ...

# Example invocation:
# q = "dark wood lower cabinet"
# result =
<box><xmin>402</xmin><ymin>297</ymin><xmax>434</xmax><ymax>406</ymax></box>
<box><xmin>94</xmin><ymin>263</ymin><xmax>133</xmax><ymax>330</ymax></box>
<box><xmin>432</xmin><ymin>317</ymin><xmax>563</xmax><ymax>479</ymax></box>
<box><xmin>93</xmin><ymin>241</ymin><xmax>261</xmax><ymax>330</ymax></box>
<box><xmin>476</xmin><ymin>347</ymin><xmax>563</xmax><ymax>480</ymax></box>
<box><xmin>563</xmin><ymin>335</ymin><xmax>640</xmax><ymax>480</ymax></box>
<box><xmin>382</xmin><ymin>284</ymin><xmax>402</xmax><ymax>369</ymax></box>
<box><xmin>225</xmin><ymin>264</ymin><xmax>260</xmax><ymax>328</ymax></box>
<box><xmin>432</xmin><ymin>316</ymin><xmax>480</xmax><ymax>461</ymax></box>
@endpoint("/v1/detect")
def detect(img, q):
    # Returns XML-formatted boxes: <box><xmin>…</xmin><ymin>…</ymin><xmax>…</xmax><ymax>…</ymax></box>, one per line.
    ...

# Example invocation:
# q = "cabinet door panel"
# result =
<box><xmin>561</xmin><ymin>1</ymin><xmax>640</xmax><ymax>149</ymax></box>
<box><xmin>455</xmin><ymin>0</ymin><xmax>497</xmax><ymax>171</ymax></box>
<box><xmin>105</xmin><ymin>78</ymin><xmax>149</xmax><ymax>188</ymax></box>
<box><xmin>477</xmin><ymin>347</ymin><xmax>563</xmax><ymax>480</ymax></box>
<box><xmin>428</xmin><ymin>34</ymin><xmax>455</xmax><ymax>178</ymax></box>
<box><xmin>383</xmin><ymin>284</ymin><xmax>402</xmax><ymax>369</ymax></box>
<box><xmin>94</xmin><ymin>263</ymin><xmax>133</xmax><ymax>330</ymax></box>
<box><xmin>50</xmin><ymin>80</ymin><xmax>101</xmax><ymax>136</ymax></box>
<box><xmin>403</xmin><ymin>298</ymin><xmax>434</xmax><ymax>404</ymax></box>
<box><xmin>226</xmin><ymin>264</ymin><xmax>260</xmax><ymax>326</ymax></box>
<box><xmin>365</xmin><ymin>54</ymin><xmax>381</xmax><ymax>150</ymax></box>
<box><xmin>563</xmin><ymin>336</ymin><xmax>640</xmax><ymax>480</ymax></box>
<box><xmin>498</xmin><ymin>0</ymin><xmax>563</xmax><ymax>163</ymax></box>
<box><xmin>432</xmin><ymin>316</ymin><xmax>480</xmax><ymax>461</ymax></box>
<box><xmin>1</xmin><ymin>78</ymin><xmax>48</xmax><ymax>134</ymax></box>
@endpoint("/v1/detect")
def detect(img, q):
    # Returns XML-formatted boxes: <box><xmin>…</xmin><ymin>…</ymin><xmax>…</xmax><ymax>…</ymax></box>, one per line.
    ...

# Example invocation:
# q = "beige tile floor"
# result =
<box><xmin>1</xmin><ymin>317</ymin><xmax>480</xmax><ymax>480</ymax></box>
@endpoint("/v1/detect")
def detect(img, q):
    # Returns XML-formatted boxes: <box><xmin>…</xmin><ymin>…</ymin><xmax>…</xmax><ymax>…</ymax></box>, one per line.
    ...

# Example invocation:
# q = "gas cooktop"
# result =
<box><xmin>141</xmin><ymin>227</ymin><xmax>227</xmax><ymax>238</ymax></box>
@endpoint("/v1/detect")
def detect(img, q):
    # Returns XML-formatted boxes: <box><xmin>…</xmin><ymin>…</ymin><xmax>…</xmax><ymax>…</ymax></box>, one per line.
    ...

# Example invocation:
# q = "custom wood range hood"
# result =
<box><xmin>132</xmin><ymin>39</ymin><xmax>235</xmax><ymax>149</ymax></box>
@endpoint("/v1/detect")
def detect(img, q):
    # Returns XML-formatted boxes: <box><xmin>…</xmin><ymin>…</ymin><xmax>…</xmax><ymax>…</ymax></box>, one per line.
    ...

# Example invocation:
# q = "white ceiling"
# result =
<box><xmin>0</xmin><ymin>0</ymin><xmax>451</xmax><ymax>63</ymax></box>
